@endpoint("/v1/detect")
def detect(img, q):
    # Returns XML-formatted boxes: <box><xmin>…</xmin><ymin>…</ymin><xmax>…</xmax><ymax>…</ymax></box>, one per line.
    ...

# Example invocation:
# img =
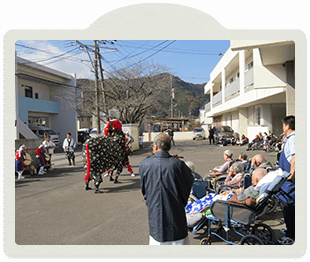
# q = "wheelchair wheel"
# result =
<box><xmin>240</xmin><ymin>234</ymin><xmax>264</xmax><ymax>245</ymax></box>
<box><xmin>266</xmin><ymin>198</ymin><xmax>280</xmax><ymax>214</ymax></box>
<box><xmin>250</xmin><ymin>223</ymin><xmax>275</xmax><ymax>244</ymax></box>
<box><xmin>200</xmin><ymin>237</ymin><xmax>212</xmax><ymax>245</ymax></box>
<box><xmin>257</xmin><ymin>198</ymin><xmax>279</xmax><ymax>218</ymax></box>
<box><xmin>257</xmin><ymin>143</ymin><xmax>264</xmax><ymax>150</ymax></box>
<box><xmin>213</xmin><ymin>176</ymin><xmax>227</xmax><ymax>191</ymax></box>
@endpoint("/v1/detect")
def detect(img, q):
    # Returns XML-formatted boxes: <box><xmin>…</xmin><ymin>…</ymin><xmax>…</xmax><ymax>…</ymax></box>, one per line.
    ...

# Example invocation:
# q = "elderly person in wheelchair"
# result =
<box><xmin>209</xmin><ymin>150</ymin><xmax>233</xmax><ymax>176</ymax></box>
<box><xmin>224</xmin><ymin>162</ymin><xmax>245</xmax><ymax>188</ymax></box>
<box><xmin>249</xmin><ymin>154</ymin><xmax>274</xmax><ymax>174</ymax></box>
<box><xmin>186</xmin><ymin>168</ymin><xmax>267</xmax><ymax>215</ymax></box>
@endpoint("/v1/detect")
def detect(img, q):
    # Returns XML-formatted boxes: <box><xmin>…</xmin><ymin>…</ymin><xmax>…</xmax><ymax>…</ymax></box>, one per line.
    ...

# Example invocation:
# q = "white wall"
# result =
<box><xmin>18</xmin><ymin>78</ymin><xmax>51</xmax><ymax>100</ymax></box>
<box><xmin>143</xmin><ymin>131</ymin><xmax>195</xmax><ymax>142</ymax></box>
<box><xmin>247</xmin><ymin>126</ymin><xmax>269</xmax><ymax>141</ymax></box>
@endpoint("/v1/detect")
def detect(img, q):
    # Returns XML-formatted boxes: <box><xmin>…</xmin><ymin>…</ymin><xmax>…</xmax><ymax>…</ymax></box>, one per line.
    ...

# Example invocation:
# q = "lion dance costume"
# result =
<box><xmin>83</xmin><ymin>120</ymin><xmax>127</xmax><ymax>193</ymax></box>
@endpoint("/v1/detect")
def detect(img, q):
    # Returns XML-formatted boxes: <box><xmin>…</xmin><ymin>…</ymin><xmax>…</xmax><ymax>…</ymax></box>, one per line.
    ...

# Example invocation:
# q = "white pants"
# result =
<box><xmin>149</xmin><ymin>235</ymin><xmax>190</xmax><ymax>245</ymax></box>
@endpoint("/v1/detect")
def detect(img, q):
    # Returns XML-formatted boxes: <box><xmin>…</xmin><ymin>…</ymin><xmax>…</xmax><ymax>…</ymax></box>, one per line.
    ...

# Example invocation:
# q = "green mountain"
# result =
<box><xmin>149</xmin><ymin>73</ymin><xmax>209</xmax><ymax>118</ymax></box>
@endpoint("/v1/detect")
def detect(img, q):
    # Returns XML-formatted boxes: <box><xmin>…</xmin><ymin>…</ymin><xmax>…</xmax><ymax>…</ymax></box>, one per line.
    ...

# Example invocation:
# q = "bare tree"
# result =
<box><xmin>104</xmin><ymin>60</ymin><xmax>171</xmax><ymax>125</ymax></box>
<box><xmin>53</xmin><ymin>61</ymin><xmax>172</xmax><ymax>126</ymax></box>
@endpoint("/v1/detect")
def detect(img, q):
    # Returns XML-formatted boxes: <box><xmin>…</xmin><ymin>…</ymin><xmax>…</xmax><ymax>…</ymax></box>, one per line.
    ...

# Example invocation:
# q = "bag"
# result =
<box><xmin>186</xmin><ymin>213</ymin><xmax>203</xmax><ymax>227</ymax></box>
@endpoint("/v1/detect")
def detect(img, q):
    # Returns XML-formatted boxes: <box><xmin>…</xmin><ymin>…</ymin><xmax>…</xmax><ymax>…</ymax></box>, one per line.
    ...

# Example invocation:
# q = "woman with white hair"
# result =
<box><xmin>224</xmin><ymin>162</ymin><xmax>245</xmax><ymax>188</ymax></box>
<box><xmin>15</xmin><ymin>145</ymin><xmax>26</xmax><ymax>179</ymax></box>
<box><xmin>209</xmin><ymin>150</ymin><xmax>233</xmax><ymax>176</ymax></box>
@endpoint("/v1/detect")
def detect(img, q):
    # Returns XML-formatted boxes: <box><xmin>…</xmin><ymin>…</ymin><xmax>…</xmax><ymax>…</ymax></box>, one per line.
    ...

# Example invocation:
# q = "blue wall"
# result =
<box><xmin>19</xmin><ymin>96</ymin><xmax>59</xmax><ymax>124</ymax></box>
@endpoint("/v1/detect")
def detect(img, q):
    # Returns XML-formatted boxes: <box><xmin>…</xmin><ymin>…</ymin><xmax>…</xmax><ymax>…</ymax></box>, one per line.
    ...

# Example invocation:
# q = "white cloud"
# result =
<box><xmin>16</xmin><ymin>40</ymin><xmax>94</xmax><ymax>79</ymax></box>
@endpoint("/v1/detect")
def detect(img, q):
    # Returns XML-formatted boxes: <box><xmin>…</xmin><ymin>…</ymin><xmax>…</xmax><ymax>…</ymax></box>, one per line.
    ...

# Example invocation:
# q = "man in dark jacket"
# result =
<box><xmin>209</xmin><ymin>127</ymin><xmax>215</xmax><ymax>145</ymax></box>
<box><xmin>167</xmin><ymin>128</ymin><xmax>175</xmax><ymax>146</ymax></box>
<box><xmin>139</xmin><ymin>133</ymin><xmax>194</xmax><ymax>245</ymax></box>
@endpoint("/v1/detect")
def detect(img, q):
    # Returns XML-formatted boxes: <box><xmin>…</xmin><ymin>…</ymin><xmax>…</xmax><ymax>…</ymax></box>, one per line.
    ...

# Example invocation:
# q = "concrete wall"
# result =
<box><xmin>142</xmin><ymin>131</ymin><xmax>195</xmax><ymax>142</ymax></box>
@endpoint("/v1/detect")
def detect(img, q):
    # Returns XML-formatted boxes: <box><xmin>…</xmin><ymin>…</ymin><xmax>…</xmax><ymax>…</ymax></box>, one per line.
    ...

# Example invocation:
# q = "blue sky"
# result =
<box><xmin>16</xmin><ymin>40</ymin><xmax>230</xmax><ymax>85</ymax></box>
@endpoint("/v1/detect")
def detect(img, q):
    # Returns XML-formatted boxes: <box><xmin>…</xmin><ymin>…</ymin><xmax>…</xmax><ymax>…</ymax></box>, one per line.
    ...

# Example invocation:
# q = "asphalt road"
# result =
<box><xmin>15</xmin><ymin>139</ymin><xmax>285</xmax><ymax>246</ymax></box>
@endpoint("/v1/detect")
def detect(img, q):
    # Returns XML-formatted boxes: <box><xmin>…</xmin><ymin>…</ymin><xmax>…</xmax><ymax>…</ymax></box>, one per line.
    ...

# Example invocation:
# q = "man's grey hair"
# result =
<box><xmin>231</xmin><ymin>162</ymin><xmax>244</xmax><ymax>174</ymax></box>
<box><xmin>224</xmin><ymin>150</ymin><xmax>233</xmax><ymax>158</ymax></box>
<box><xmin>153</xmin><ymin>133</ymin><xmax>171</xmax><ymax>152</ymax></box>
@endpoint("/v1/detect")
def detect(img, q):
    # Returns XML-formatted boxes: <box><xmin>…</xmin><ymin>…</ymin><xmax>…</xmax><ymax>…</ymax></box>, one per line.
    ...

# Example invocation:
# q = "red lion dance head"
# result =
<box><xmin>104</xmin><ymin>119</ymin><xmax>123</xmax><ymax>136</ymax></box>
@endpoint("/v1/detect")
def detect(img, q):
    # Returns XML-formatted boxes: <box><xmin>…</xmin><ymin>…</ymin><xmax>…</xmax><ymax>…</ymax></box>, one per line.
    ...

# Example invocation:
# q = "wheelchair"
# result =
<box><xmin>250</xmin><ymin>140</ymin><xmax>264</xmax><ymax>151</ymax></box>
<box><xmin>187</xmin><ymin>173</ymin><xmax>290</xmax><ymax>245</ymax></box>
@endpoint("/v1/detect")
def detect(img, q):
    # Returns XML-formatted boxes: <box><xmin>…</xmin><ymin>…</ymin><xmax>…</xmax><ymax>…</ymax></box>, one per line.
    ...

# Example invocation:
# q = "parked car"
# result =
<box><xmin>193</xmin><ymin>127</ymin><xmax>206</xmax><ymax>140</ymax></box>
<box><xmin>30</xmin><ymin>126</ymin><xmax>60</xmax><ymax>145</ymax></box>
<box><xmin>89</xmin><ymin>128</ymin><xmax>105</xmax><ymax>137</ymax></box>
<box><xmin>78</xmin><ymin>131</ymin><xmax>90</xmax><ymax>145</ymax></box>
<box><xmin>213</xmin><ymin>126</ymin><xmax>235</xmax><ymax>144</ymax></box>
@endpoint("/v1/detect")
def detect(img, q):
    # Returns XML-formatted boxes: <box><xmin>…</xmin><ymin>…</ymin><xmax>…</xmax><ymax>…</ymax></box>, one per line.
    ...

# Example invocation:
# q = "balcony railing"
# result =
<box><xmin>212</xmin><ymin>91</ymin><xmax>222</xmax><ymax>106</ymax></box>
<box><xmin>225</xmin><ymin>78</ymin><xmax>240</xmax><ymax>99</ymax></box>
<box><xmin>244</xmin><ymin>67</ymin><xmax>254</xmax><ymax>87</ymax></box>
<box><xmin>205</xmin><ymin>102</ymin><xmax>211</xmax><ymax>111</ymax></box>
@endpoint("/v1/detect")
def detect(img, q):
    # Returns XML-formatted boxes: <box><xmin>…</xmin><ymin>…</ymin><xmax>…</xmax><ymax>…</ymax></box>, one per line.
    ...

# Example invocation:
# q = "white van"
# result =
<box><xmin>29</xmin><ymin>126</ymin><xmax>60</xmax><ymax>145</ymax></box>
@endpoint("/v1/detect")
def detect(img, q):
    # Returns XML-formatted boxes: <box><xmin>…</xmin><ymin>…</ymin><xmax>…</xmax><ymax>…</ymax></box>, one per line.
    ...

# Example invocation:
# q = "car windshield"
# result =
<box><xmin>218</xmin><ymin>126</ymin><xmax>233</xmax><ymax>133</ymax></box>
<box><xmin>46</xmin><ymin>130</ymin><xmax>57</xmax><ymax>135</ymax></box>
<box><xmin>91</xmin><ymin>130</ymin><xmax>97</xmax><ymax>134</ymax></box>
<box><xmin>194</xmin><ymin>128</ymin><xmax>203</xmax><ymax>132</ymax></box>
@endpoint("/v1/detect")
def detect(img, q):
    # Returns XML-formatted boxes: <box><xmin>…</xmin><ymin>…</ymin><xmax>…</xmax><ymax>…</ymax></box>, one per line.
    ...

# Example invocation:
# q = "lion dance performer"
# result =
<box><xmin>36</xmin><ymin>144</ymin><xmax>46</xmax><ymax>175</ymax></box>
<box><xmin>83</xmin><ymin>120</ymin><xmax>127</xmax><ymax>193</ymax></box>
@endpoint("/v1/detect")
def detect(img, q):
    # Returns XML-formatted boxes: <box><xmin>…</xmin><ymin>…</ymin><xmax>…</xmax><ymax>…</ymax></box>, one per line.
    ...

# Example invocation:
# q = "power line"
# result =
<box><xmin>15</xmin><ymin>43</ymin><xmax>89</xmax><ymax>65</ymax></box>
<box><xmin>110</xmin><ymin>40</ymin><xmax>169</xmax><ymax>63</ymax></box>
<box><xmin>118</xmin><ymin>40</ymin><xmax>224</xmax><ymax>55</ymax></box>
<box><xmin>112</xmin><ymin>40</ymin><xmax>177</xmax><ymax>71</ymax></box>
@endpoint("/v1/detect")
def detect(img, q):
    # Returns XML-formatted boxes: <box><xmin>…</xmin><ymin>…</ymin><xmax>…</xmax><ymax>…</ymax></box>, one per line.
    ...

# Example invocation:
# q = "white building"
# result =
<box><xmin>200</xmin><ymin>40</ymin><xmax>295</xmax><ymax>140</ymax></box>
<box><xmin>15</xmin><ymin>55</ymin><xmax>77</xmax><ymax>144</ymax></box>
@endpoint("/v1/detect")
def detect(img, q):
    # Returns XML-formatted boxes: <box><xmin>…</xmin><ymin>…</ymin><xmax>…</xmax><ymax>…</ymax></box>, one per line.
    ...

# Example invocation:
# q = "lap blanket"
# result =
<box><xmin>185</xmin><ymin>192</ymin><xmax>234</xmax><ymax>214</ymax></box>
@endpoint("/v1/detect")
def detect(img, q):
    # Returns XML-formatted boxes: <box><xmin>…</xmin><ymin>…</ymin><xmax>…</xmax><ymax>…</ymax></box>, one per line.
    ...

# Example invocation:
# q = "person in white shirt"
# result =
<box><xmin>42</xmin><ymin>135</ymin><xmax>56</xmax><ymax>172</ymax></box>
<box><xmin>63</xmin><ymin>132</ymin><xmax>76</xmax><ymax>166</ymax></box>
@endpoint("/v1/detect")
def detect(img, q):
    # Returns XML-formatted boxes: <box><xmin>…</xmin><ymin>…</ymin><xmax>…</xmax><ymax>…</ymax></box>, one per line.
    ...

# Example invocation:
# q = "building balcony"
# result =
<box><xmin>18</xmin><ymin>96</ymin><xmax>59</xmax><ymax>123</ymax></box>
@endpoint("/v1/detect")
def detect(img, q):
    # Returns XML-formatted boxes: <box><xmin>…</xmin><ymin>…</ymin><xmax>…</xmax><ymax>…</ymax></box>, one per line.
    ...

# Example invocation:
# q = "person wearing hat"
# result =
<box><xmin>42</xmin><ymin>135</ymin><xmax>56</xmax><ymax>172</ymax></box>
<box><xmin>15</xmin><ymin>144</ymin><xmax>26</xmax><ymax>179</ymax></box>
<box><xmin>36</xmin><ymin>144</ymin><xmax>46</xmax><ymax>175</ymax></box>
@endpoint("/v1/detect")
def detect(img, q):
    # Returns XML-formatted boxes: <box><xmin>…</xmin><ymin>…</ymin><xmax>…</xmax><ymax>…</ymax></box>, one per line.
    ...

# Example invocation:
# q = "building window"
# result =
<box><xmin>248</xmin><ymin>61</ymin><xmax>253</xmax><ymax>70</ymax></box>
<box><xmin>24</xmin><ymin>85</ymin><xmax>33</xmax><ymax>98</ymax></box>
<box><xmin>28</xmin><ymin>116</ymin><xmax>47</xmax><ymax>126</ymax></box>
<box><xmin>247</xmin><ymin>105</ymin><xmax>260</xmax><ymax>126</ymax></box>
<box><xmin>35</xmin><ymin>93</ymin><xmax>39</xmax><ymax>99</ymax></box>
<box><xmin>247</xmin><ymin>107</ymin><xmax>254</xmax><ymax>126</ymax></box>
<box><xmin>254</xmin><ymin>105</ymin><xmax>261</xmax><ymax>125</ymax></box>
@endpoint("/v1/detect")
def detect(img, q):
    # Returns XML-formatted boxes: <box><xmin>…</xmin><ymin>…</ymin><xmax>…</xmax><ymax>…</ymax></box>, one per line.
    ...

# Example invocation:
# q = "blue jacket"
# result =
<box><xmin>139</xmin><ymin>151</ymin><xmax>194</xmax><ymax>242</ymax></box>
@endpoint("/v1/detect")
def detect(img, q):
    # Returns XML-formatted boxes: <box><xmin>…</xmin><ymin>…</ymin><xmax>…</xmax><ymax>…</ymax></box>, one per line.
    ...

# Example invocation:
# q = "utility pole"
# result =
<box><xmin>171</xmin><ymin>74</ymin><xmax>174</xmax><ymax>118</ymax></box>
<box><xmin>75</xmin><ymin>40</ymin><xmax>117</xmax><ymax>132</ymax></box>
<box><xmin>97</xmin><ymin>52</ymin><xmax>108</xmax><ymax>119</ymax></box>
<box><xmin>94</xmin><ymin>40</ymin><xmax>101</xmax><ymax>134</ymax></box>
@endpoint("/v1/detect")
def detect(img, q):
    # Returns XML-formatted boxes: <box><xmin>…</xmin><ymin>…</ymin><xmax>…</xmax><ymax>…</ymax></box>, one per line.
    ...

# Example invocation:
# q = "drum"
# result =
<box><xmin>45</xmin><ymin>154</ymin><xmax>50</xmax><ymax>161</ymax></box>
<box><xmin>24</xmin><ymin>152</ymin><xmax>32</xmax><ymax>166</ymax></box>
